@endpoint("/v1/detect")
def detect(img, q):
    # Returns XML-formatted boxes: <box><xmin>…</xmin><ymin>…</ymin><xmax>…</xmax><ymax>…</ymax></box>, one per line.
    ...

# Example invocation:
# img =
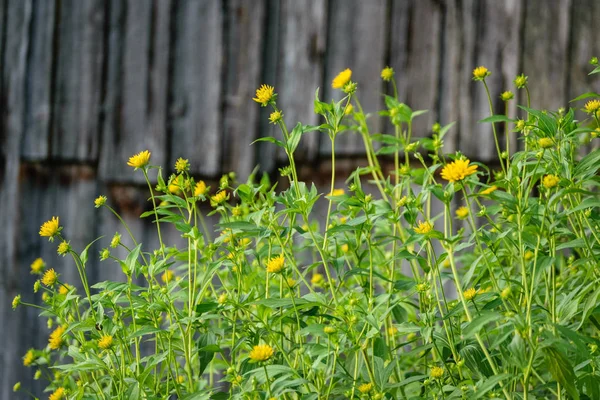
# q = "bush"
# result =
<box><xmin>14</xmin><ymin>61</ymin><xmax>600</xmax><ymax>399</ymax></box>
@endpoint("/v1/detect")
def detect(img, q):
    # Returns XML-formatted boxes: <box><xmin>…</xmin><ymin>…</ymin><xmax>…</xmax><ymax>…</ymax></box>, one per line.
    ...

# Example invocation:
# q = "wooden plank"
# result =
<box><xmin>0</xmin><ymin>0</ymin><xmax>32</xmax><ymax>396</ymax></box>
<box><xmin>221</xmin><ymin>0</ymin><xmax>266</xmax><ymax>180</ymax></box>
<box><xmin>439</xmin><ymin>0</ymin><xmax>523</xmax><ymax>161</ymax></box>
<box><xmin>99</xmin><ymin>0</ymin><xmax>170</xmax><ymax>183</ymax></box>
<box><xmin>170</xmin><ymin>0</ymin><xmax>223</xmax><ymax>177</ymax></box>
<box><xmin>321</xmin><ymin>0</ymin><xmax>387</xmax><ymax>156</ymax></box>
<box><xmin>20</xmin><ymin>0</ymin><xmax>56</xmax><ymax>160</ymax></box>
<box><xmin>389</xmin><ymin>0</ymin><xmax>442</xmax><ymax>139</ymax></box>
<box><xmin>51</xmin><ymin>0</ymin><xmax>105</xmax><ymax>161</ymax></box>
<box><xmin>522</xmin><ymin>0</ymin><xmax>571</xmax><ymax>112</ymax></box>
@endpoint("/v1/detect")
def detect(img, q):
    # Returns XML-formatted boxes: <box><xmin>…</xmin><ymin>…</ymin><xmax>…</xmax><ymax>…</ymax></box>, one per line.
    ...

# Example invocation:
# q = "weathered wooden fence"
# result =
<box><xmin>1</xmin><ymin>0</ymin><xmax>599</xmax><ymax>396</ymax></box>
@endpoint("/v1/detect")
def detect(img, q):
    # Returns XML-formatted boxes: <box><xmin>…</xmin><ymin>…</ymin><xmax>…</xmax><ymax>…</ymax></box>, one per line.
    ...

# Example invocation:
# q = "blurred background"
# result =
<box><xmin>1</xmin><ymin>0</ymin><xmax>599</xmax><ymax>396</ymax></box>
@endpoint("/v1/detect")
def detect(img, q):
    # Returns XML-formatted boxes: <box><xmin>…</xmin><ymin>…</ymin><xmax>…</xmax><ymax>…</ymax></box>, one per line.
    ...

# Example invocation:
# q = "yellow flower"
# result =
<box><xmin>49</xmin><ymin>387</ymin><xmax>66</xmax><ymax>400</ymax></box>
<box><xmin>311</xmin><ymin>273</ymin><xmax>324</xmax><ymax>286</ymax></box>
<box><xmin>344</xmin><ymin>103</ymin><xmax>353</xmax><ymax>115</ymax></box>
<box><xmin>455</xmin><ymin>206</ymin><xmax>469</xmax><ymax>220</ymax></box>
<box><xmin>538</xmin><ymin>137</ymin><xmax>553</xmax><ymax>148</ymax></box>
<box><xmin>127</xmin><ymin>150</ymin><xmax>151</xmax><ymax>169</ymax></box>
<box><xmin>248</xmin><ymin>344</ymin><xmax>274</xmax><ymax>362</ymax></box>
<box><xmin>324</xmin><ymin>326</ymin><xmax>336</xmax><ymax>334</ymax></box>
<box><xmin>514</xmin><ymin>74</ymin><xmax>528</xmax><ymax>89</ymax></box>
<box><xmin>57</xmin><ymin>240</ymin><xmax>70</xmax><ymax>256</ymax></box>
<box><xmin>480</xmin><ymin>185</ymin><xmax>498</xmax><ymax>196</ymax></box>
<box><xmin>13</xmin><ymin>382</ymin><xmax>20</xmax><ymax>392</ymax></box>
<box><xmin>524</xmin><ymin>250</ymin><xmax>534</xmax><ymax>261</ymax></box>
<box><xmin>94</xmin><ymin>195</ymin><xmax>107</xmax><ymax>208</ymax></box>
<box><xmin>110</xmin><ymin>232</ymin><xmax>121</xmax><ymax>248</ymax></box>
<box><xmin>358</xmin><ymin>383</ymin><xmax>373</xmax><ymax>393</ymax></box>
<box><xmin>472</xmin><ymin>66</ymin><xmax>490</xmax><ymax>80</ymax></box>
<box><xmin>58</xmin><ymin>284</ymin><xmax>73</xmax><ymax>296</ymax></box>
<box><xmin>515</xmin><ymin>119</ymin><xmax>526</xmax><ymax>132</ymax></box>
<box><xmin>174</xmin><ymin>158</ymin><xmax>189</xmax><ymax>173</ymax></box>
<box><xmin>381</xmin><ymin>66</ymin><xmax>394</xmax><ymax>81</ymax></box>
<box><xmin>39</xmin><ymin>216</ymin><xmax>61</xmax><ymax>241</ymax></box>
<box><xmin>253</xmin><ymin>84</ymin><xmax>275</xmax><ymax>106</ymax></box>
<box><xmin>464</xmin><ymin>288</ymin><xmax>477</xmax><ymax>301</ymax></box>
<box><xmin>34</xmin><ymin>280</ymin><xmax>41</xmax><ymax>293</ymax></box>
<box><xmin>266</xmin><ymin>254</ymin><xmax>285</xmax><ymax>273</ymax></box>
<box><xmin>542</xmin><ymin>174</ymin><xmax>560</xmax><ymax>189</ymax></box>
<box><xmin>218</xmin><ymin>293</ymin><xmax>228</xmax><ymax>304</ymax></box>
<box><xmin>501</xmin><ymin>287</ymin><xmax>512</xmax><ymax>299</ymax></box>
<box><xmin>440</xmin><ymin>159</ymin><xmax>478</xmax><ymax>182</ymax></box>
<box><xmin>500</xmin><ymin>91</ymin><xmax>514</xmax><ymax>101</ymax></box>
<box><xmin>286</xmin><ymin>277</ymin><xmax>296</xmax><ymax>287</ymax></box>
<box><xmin>194</xmin><ymin>180</ymin><xmax>207</xmax><ymax>197</ymax></box>
<box><xmin>430</xmin><ymin>366</ymin><xmax>444</xmax><ymax>379</ymax></box>
<box><xmin>98</xmin><ymin>334</ymin><xmax>113</xmax><ymax>350</ymax></box>
<box><xmin>332</xmin><ymin>68</ymin><xmax>352</xmax><ymax>89</ymax></box>
<box><xmin>584</xmin><ymin>100</ymin><xmax>600</xmax><ymax>114</ymax></box>
<box><xmin>12</xmin><ymin>295</ymin><xmax>21</xmax><ymax>310</ymax></box>
<box><xmin>232</xmin><ymin>205</ymin><xmax>242</xmax><ymax>217</ymax></box>
<box><xmin>414</xmin><ymin>221</ymin><xmax>433</xmax><ymax>235</ymax></box>
<box><xmin>269</xmin><ymin>110</ymin><xmax>283</xmax><ymax>124</ymax></box>
<box><xmin>42</xmin><ymin>269</ymin><xmax>59</xmax><ymax>287</ymax></box>
<box><xmin>100</xmin><ymin>248</ymin><xmax>110</xmax><ymax>261</ymax></box>
<box><xmin>177</xmin><ymin>375</ymin><xmax>185</xmax><ymax>384</ymax></box>
<box><xmin>211</xmin><ymin>191</ymin><xmax>228</xmax><ymax>206</ymax></box>
<box><xmin>328</xmin><ymin>188</ymin><xmax>345</xmax><ymax>196</ymax></box>
<box><xmin>49</xmin><ymin>326</ymin><xmax>66</xmax><ymax>350</ymax></box>
<box><xmin>162</xmin><ymin>270</ymin><xmax>174</xmax><ymax>284</ymax></box>
<box><xmin>30</xmin><ymin>258</ymin><xmax>45</xmax><ymax>274</ymax></box>
<box><xmin>341</xmin><ymin>243</ymin><xmax>349</xmax><ymax>253</ymax></box>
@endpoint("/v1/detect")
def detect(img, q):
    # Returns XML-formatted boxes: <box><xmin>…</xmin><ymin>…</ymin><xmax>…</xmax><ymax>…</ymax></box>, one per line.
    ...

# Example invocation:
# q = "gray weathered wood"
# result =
<box><xmin>99</xmin><ymin>0</ymin><xmax>170</xmax><ymax>183</ymax></box>
<box><xmin>221</xmin><ymin>0</ymin><xmax>266</xmax><ymax>180</ymax></box>
<box><xmin>170</xmin><ymin>0</ymin><xmax>223</xmax><ymax>177</ymax></box>
<box><xmin>51</xmin><ymin>0</ymin><xmax>105</xmax><ymax>161</ymax></box>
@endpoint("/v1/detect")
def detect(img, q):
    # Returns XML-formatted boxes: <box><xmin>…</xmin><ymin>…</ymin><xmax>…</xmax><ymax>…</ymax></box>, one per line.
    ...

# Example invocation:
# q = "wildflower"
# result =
<box><xmin>430</xmin><ymin>366</ymin><xmax>444</xmax><ymax>379</ymax></box>
<box><xmin>218</xmin><ymin>293</ymin><xmax>228</xmax><ymax>304</ymax></box>
<box><xmin>311</xmin><ymin>273</ymin><xmax>324</xmax><ymax>286</ymax></box>
<box><xmin>12</xmin><ymin>295</ymin><xmax>21</xmax><ymax>310</ymax></box>
<box><xmin>344</xmin><ymin>103</ymin><xmax>354</xmax><ymax>115</ymax></box>
<box><xmin>440</xmin><ymin>159</ymin><xmax>478</xmax><ymax>182</ymax></box>
<box><xmin>39</xmin><ymin>216</ymin><xmax>61</xmax><ymax>241</ymax></box>
<box><xmin>542</xmin><ymin>174</ymin><xmax>560</xmax><ymax>189</ymax></box>
<box><xmin>33</xmin><ymin>280</ymin><xmax>41</xmax><ymax>293</ymax></box>
<box><xmin>100</xmin><ymin>248</ymin><xmax>110</xmax><ymax>261</ymax></box>
<box><xmin>42</xmin><ymin>269</ymin><xmax>59</xmax><ymax>287</ymax></box>
<box><xmin>472</xmin><ymin>66</ymin><xmax>490</xmax><ymax>80</ymax></box>
<box><xmin>30</xmin><ymin>258</ymin><xmax>45</xmax><ymax>274</ymax></box>
<box><xmin>177</xmin><ymin>375</ymin><xmax>185</xmax><ymax>384</ymax></box>
<box><xmin>110</xmin><ymin>232</ymin><xmax>121</xmax><ymax>248</ymax></box>
<box><xmin>455</xmin><ymin>206</ymin><xmax>469</xmax><ymax>220</ymax></box>
<box><xmin>194</xmin><ymin>180</ymin><xmax>207</xmax><ymax>197</ymax></box>
<box><xmin>211</xmin><ymin>191</ymin><xmax>228</xmax><ymax>206</ymax></box>
<box><xmin>13</xmin><ymin>382</ymin><xmax>20</xmax><ymax>392</ymax></box>
<box><xmin>34</xmin><ymin>370</ymin><xmax>41</xmax><ymax>380</ymax></box>
<box><xmin>232</xmin><ymin>205</ymin><xmax>242</xmax><ymax>217</ymax></box>
<box><xmin>328</xmin><ymin>188</ymin><xmax>345</xmax><ymax>196</ymax></box>
<box><xmin>358</xmin><ymin>383</ymin><xmax>373</xmax><ymax>394</ymax></box>
<box><xmin>480</xmin><ymin>185</ymin><xmax>498</xmax><ymax>196</ymax></box>
<box><xmin>514</xmin><ymin>74</ymin><xmax>528</xmax><ymax>89</ymax></box>
<box><xmin>42</xmin><ymin>292</ymin><xmax>50</xmax><ymax>302</ymax></box>
<box><xmin>98</xmin><ymin>334</ymin><xmax>113</xmax><ymax>350</ymax></box>
<box><xmin>174</xmin><ymin>158</ymin><xmax>189</xmax><ymax>173</ymax></box>
<box><xmin>94</xmin><ymin>195</ymin><xmax>107</xmax><ymax>208</ymax></box>
<box><xmin>500</xmin><ymin>91</ymin><xmax>514</xmax><ymax>101</ymax></box>
<box><xmin>23</xmin><ymin>349</ymin><xmax>35</xmax><ymax>366</ymax></box>
<box><xmin>57</xmin><ymin>240</ymin><xmax>70</xmax><ymax>256</ymax></box>
<box><xmin>501</xmin><ymin>287</ymin><xmax>512</xmax><ymax>299</ymax></box>
<box><xmin>58</xmin><ymin>284</ymin><xmax>72</xmax><ymax>296</ymax></box>
<box><xmin>266</xmin><ymin>254</ymin><xmax>285</xmax><ymax>273</ymax></box>
<box><xmin>414</xmin><ymin>221</ymin><xmax>433</xmax><ymax>235</ymax></box>
<box><xmin>464</xmin><ymin>288</ymin><xmax>477</xmax><ymax>301</ymax></box>
<box><xmin>584</xmin><ymin>100</ymin><xmax>600</xmax><ymax>115</ymax></box>
<box><xmin>416</xmin><ymin>282</ymin><xmax>429</xmax><ymax>293</ymax></box>
<box><xmin>127</xmin><ymin>150</ymin><xmax>151</xmax><ymax>169</ymax></box>
<box><xmin>341</xmin><ymin>243</ymin><xmax>349</xmax><ymax>253</ymax></box>
<box><xmin>332</xmin><ymin>68</ymin><xmax>352</xmax><ymax>89</ymax></box>
<box><xmin>162</xmin><ymin>270</ymin><xmax>174</xmax><ymax>284</ymax></box>
<box><xmin>538</xmin><ymin>137</ymin><xmax>553</xmax><ymax>148</ymax></box>
<box><xmin>324</xmin><ymin>326</ymin><xmax>337</xmax><ymax>334</ymax></box>
<box><xmin>49</xmin><ymin>387</ymin><xmax>66</xmax><ymax>400</ymax></box>
<box><xmin>269</xmin><ymin>110</ymin><xmax>283</xmax><ymax>124</ymax></box>
<box><xmin>248</xmin><ymin>344</ymin><xmax>274</xmax><ymax>362</ymax></box>
<box><xmin>388</xmin><ymin>326</ymin><xmax>398</xmax><ymax>336</ymax></box>
<box><xmin>49</xmin><ymin>325</ymin><xmax>66</xmax><ymax>350</ymax></box>
<box><xmin>515</xmin><ymin>119</ymin><xmax>526</xmax><ymax>131</ymax></box>
<box><xmin>253</xmin><ymin>84</ymin><xmax>275</xmax><ymax>106</ymax></box>
<box><xmin>381</xmin><ymin>66</ymin><xmax>394</xmax><ymax>81</ymax></box>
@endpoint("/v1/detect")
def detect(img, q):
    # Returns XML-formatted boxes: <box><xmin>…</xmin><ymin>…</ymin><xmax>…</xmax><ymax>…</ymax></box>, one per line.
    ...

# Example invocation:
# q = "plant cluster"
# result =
<box><xmin>12</xmin><ymin>59</ymin><xmax>600</xmax><ymax>399</ymax></box>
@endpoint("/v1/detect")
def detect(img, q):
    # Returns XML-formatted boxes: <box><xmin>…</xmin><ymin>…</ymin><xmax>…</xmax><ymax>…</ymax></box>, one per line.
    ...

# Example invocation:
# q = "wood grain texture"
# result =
<box><xmin>170</xmin><ymin>0</ymin><xmax>223</xmax><ymax>177</ymax></box>
<box><xmin>51</xmin><ymin>0</ymin><xmax>105</xmax><ymax>161</ymax></box>
<box><xmin>99</xmin><ymin>0</ymin><xmax>170</xmax><ymax>183</ymax></box>
<box><xmin>322</xmin><ymin>0</ymin><xmax>387</xmax><ymax>155</ymax></box>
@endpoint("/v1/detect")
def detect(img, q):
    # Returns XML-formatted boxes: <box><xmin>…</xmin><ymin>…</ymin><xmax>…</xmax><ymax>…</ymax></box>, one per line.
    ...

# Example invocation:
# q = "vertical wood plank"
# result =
<box><xmin>221</xmin><ymin>0</ymin><xmax>266</xmax><ymax>180</ymax></box>
<box><xmin>170</xmin><ymin>0</ymin><xmax>223</xmax><ymax>177</ymax></box>
<box><xmin>0</xmin><ymin>0</ymin><xmax>32</xmax><ymax>396</ymax></box>
<box><xmin>51</xmin><ymin>0</ymin><xmax>105</xmax><ymax>161</ymax></box>
<box><xmin>99</xmin><ymin>0</ymin><xmax>171</xmax><ymax>183</ymax></box>
<box><xmin>322</xmin><ymin>0</ymin><xmax>387</xmax><ymax>156</ymax></box>
<box><xmin>20</xmin><ymin>0</ymin><xmax>56</xmax><ymax>160</ymax></box>
<box><xmin>389</xmin><ymin>0</ymin><xmax>442</xmax><ymax>139</ymax></box>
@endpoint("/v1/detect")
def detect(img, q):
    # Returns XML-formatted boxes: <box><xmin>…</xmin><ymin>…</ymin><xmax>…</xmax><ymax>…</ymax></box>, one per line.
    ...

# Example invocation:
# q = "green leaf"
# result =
<box><xmin>195</xmin><ymin>302</ymin><xmax>219</xmax><ymax>315</ymax></box>
<box><xmin>462</xmin><ymin>312</ymin><xmax>502</xmax><ymax>339</ymax></box>
<box><xmin>543</xmin><ymin>346</ymin><xmax>580</xmax><ymax>400</ymax></box>
<box><xmin>125</xmin><ymin>243</ymin><xmax>143</xmax><ymax>275</ymax></box>
<box><xmin>197</xmin><ymin>332</ymin><xmax>218</xmax><ymax>375</ymax></box>
<box><xmin>460</xmin><ymin>344</ymin><xmax>494</xmax><ymax>378</ymax></box>
<box><xmin>474</xmin><ymin>374</ymin><xmax>511</xmax><ymax>399</ymax></box>
<box><xmin>570</xmin><ymin>91</ymin><xmax>600</xmax><ymax>102</ymax></box>
<box><xmin>79</xmin><ymin>236</ymin><xmax>104</xmax><ymax>267</ymax></box>
<box><xmin>479</xmin><ymin>115</ymin><xmax>513</xmax><ymax>123</ymax></box>
<box><xmin>252</xmin><ymin>136</ymin><xmax>285</xmax><ymax>148</ymax></box>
